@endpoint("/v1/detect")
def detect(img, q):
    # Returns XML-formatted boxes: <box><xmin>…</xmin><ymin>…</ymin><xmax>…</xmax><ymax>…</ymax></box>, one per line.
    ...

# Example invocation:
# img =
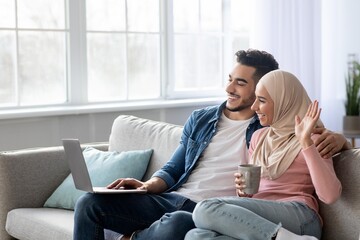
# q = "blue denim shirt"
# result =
<box><xmin>152</xmin><ymin>101</ymin><xmax>262</xmax><ymax>192</ymax></box>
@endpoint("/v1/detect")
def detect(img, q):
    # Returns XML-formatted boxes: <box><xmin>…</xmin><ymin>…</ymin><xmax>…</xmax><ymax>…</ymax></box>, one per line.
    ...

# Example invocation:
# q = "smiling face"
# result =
<box><xmin>251</xmin><ymin>82</ymin><xmax>274</xmax><ymax>126</ymax></box>
<box><xmin>224</xmin><ymin>63</ymin><xmax>257</xmax><ymax>120</ymax></box>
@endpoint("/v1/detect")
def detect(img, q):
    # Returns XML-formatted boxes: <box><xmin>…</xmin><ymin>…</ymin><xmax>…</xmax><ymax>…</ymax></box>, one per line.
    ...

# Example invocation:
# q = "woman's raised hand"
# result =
<box><xmin>295</xmin><ymin>100</ymin><xmax>322</xmax><ymax>148</ymax></box>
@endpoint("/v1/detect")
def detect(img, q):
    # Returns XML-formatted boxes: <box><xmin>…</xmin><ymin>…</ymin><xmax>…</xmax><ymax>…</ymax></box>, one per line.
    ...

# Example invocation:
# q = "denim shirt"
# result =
<box><xmin>152</xmin><ymin>101</ymin><xmax>263</xmax><ymax>192</ymax></box>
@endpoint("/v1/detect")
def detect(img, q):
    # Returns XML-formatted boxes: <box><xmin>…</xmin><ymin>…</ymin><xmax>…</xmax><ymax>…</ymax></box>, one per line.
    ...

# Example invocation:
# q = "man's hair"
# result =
<box><xmin>235</xmin><ymin>49</ymin><xmax>279</xmax><ymax>82</ymax></box>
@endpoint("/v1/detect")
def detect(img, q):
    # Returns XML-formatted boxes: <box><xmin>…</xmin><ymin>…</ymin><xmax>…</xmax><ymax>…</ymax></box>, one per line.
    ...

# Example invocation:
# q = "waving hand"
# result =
<box><xmin>295</xmin><ymin>100</ymin><xmax>322</xmax><ymax>148</ymax></box>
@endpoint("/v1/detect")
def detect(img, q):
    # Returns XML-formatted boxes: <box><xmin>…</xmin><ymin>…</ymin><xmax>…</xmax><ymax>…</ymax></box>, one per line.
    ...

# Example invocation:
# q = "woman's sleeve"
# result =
<box><xmin>302</xmin><ymin>143</ymin><xmax>342</xmax><ymax>204</ymax></box>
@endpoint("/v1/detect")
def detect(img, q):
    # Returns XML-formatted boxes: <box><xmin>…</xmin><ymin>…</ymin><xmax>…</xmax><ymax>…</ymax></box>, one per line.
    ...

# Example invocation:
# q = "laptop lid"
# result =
<box><xmin>62</xmin><ymin>139</ymin><xmax>93</xmax><ymax>192</ymax></box>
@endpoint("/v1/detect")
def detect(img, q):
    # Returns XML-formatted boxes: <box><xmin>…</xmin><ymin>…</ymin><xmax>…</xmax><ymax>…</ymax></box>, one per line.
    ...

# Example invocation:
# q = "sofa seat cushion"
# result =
<box><xmin>6</xmin><ymin>208</ymin><xmax>73</xmax><ymax>240</ymax></box>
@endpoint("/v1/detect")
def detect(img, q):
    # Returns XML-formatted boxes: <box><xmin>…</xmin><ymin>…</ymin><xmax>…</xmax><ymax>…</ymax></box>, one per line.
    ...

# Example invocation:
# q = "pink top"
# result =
<box><xmin>249</xmin><ymin>128</ymin><xmax>342</xmax><ymax>223</ymax></box>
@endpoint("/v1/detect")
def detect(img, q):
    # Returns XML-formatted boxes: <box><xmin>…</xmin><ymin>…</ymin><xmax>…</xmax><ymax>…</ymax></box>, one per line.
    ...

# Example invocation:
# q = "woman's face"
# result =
<box><xmin>251</xmin><ymin>82</ymin><xmax>274</xmax><ymax>126</ymax></box>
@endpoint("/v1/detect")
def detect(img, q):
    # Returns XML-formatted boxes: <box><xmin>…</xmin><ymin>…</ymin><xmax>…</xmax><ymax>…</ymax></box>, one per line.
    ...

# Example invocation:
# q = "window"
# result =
<box><xmin>0</xmin><ymin>0</ymin><xmax>67</xmax><ymax>107</ymax></box>
<box><xmin>170</xmin><ymin>0</ymin><xmax>224</xmax><ymax>97</ymax></box>
<box><xmin>0</xmin><ymin>0</ymin><xmax>251</xmax><ymax>109</ymax></box>
<box><xmin>168</xmin><ymin>0</ymin><xmax>252</xmax><ymax>98</ymax></box>
<box><xmin>85</xmin><ymin>0</ymin><xmax>160</xmax><ymax>102</ymax></box>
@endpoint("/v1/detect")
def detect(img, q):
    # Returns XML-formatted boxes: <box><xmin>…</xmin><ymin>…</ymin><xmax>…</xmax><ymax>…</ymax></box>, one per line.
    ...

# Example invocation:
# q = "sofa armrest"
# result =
<box><xmin>0</xmin><ymin>142</ymin><xmax>108</xmax><ymax>239</ymax></box>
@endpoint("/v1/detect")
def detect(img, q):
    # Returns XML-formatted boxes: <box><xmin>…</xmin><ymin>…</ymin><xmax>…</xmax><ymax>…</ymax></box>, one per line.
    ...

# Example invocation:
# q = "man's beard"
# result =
<box><xmin>226</xmin><ymin>95</ymin><xmax>255</xmax><ymax>112</ymax></box>
<box><xmin>226</xmin><ymin>104</ymin><xmax>251</xmax><ymax>112</ymax></box>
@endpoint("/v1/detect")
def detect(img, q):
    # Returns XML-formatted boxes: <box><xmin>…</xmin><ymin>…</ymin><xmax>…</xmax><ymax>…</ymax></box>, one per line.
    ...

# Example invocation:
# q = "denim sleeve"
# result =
<box><xmin>151</xmin><ymin>112</ymin><xmax>195</xmax><ymax>188</ymax></box>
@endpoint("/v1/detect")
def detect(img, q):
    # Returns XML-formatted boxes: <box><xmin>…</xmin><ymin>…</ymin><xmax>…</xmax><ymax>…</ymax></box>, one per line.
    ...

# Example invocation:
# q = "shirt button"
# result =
<box><xmin>204</xmin><ymin>141</ymin><xmax>207</xmax><ymax>145</ymax></box>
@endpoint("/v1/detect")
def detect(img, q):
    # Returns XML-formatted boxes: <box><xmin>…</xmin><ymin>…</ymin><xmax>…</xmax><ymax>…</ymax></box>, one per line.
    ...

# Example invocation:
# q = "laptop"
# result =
<box><xmin>62</xmin><ymin>139</ymin><xmax>147</xmax><ymax>194</ymax></box>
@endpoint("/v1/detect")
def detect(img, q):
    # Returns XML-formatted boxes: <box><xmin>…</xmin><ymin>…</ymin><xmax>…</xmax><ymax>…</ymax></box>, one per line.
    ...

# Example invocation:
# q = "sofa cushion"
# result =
<box><xmin>44</xmin><ymin>147</ymin><xmax>153</xmax><ymax>210</ymax></box>
<box><xmin>6</xmin><ymin>208</ymin><xmax>73</xmax><ymax>240</ymax></box>
<box><xmin>109</xmin><ymin>115</ymin><xmax>183</xmax><ymax>180</ymax></box>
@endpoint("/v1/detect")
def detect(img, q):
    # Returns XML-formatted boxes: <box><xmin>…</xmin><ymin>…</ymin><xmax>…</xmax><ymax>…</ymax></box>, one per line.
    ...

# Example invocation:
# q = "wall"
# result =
<box><xmin>321</xmin><ymin>0</ymin><xmax>360</xmax><ymax>147</ymax></box>
<box><xmin>0</xmin><ymin>102</ymin><xmax>220</xmax><ymax>151</ymax></box>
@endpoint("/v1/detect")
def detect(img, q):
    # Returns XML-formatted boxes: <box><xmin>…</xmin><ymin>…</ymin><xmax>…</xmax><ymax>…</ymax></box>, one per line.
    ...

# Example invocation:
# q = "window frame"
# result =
<box><xmin>0</xmin><ymin>0</ymin><xmax>250</xmax><ymax>117</ymax></box>
<box><xmin>68</xmin><ymin>0</ymin><xmax>88</xmax><ymax>105</ymax></box>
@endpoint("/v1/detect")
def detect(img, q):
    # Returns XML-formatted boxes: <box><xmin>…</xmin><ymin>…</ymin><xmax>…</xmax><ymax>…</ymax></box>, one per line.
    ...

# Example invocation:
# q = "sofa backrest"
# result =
<box><xmin>108</xmin><ymin>115</ymin><xmax>183</xmax><ymax>180</ymax></box>
<box><xmin>319</xmin><ymin>148</ymin><xmax>360</xmax><ymax>240</ymax></box>
<box><xmin>108</xmin><ymin>115</ymin><xmax>360</xmax><ymax>240</ymax></box>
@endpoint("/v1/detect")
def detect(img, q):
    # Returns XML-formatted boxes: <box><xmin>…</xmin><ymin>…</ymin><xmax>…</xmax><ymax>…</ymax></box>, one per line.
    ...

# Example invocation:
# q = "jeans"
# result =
<box><xmin>185</xmin><ymin>197</ymin><xmax>322</xmax><ymax>240</ymax></box>
<box><xmin>132</xmin><ymin>211</ymin><xmax>195</xmax><ymax>240</ymax></box>
<box><xmin>74</xmin><ymin>192</ymin><xmax>196</xmax><ymax>240</ymax></box>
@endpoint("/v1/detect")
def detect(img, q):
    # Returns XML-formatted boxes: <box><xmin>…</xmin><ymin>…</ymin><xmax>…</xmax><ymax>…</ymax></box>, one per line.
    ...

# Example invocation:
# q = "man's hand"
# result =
<box><xmin>107</xmin><ymin>178</ymin><xmax>145</xmax><ymax>190</ymax></box>
<box><xmin>312</xmin><ymin>128</ymin><xmax>352</xmax><ymax>159</ymax></box>
<box><xmin>107</xmin><ymin>177</ymin><xmax>168</xmax><ymax>194</ymax></box>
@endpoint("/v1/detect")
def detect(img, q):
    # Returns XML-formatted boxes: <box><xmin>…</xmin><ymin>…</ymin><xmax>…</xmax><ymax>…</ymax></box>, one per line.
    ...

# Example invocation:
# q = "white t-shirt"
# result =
<box><xmin>175</xmin><ymin>113</ymin><xmax>253</xmax><ymax>202</ymax></box>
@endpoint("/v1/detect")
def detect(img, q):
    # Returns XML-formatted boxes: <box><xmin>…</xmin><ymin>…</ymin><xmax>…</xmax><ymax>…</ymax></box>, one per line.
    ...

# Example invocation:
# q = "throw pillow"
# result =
<box><xmin>44</xmin><ymin>147</ymin><xmax>153</xmax><ymax>210</ymax></box>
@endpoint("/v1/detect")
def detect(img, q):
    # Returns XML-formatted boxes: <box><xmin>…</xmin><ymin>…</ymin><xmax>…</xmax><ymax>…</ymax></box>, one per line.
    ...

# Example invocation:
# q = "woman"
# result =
<box><xmin>185</xmin><ymin>70</ymin><xmax>342</xmax><ymax>240</ymax></box>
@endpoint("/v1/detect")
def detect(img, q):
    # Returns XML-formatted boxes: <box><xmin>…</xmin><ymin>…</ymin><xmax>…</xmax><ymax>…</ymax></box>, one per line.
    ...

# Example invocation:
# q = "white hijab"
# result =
<box><xmin>250</xmin><ymin>70</ymin><xmax>323</xmax><ymax>179</ymax></box>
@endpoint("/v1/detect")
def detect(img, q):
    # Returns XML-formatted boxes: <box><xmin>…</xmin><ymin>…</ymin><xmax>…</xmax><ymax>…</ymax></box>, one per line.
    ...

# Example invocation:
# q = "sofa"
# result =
<box><xmin>1</xmin><ymin>115</ymin><xmax>359</xmax><ymax>240</ymax></box>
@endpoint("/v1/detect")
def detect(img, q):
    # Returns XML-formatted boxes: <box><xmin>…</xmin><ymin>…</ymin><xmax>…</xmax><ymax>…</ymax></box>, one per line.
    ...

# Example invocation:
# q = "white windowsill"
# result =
<box><xmin>0</xmin><ymin>97</ymin><xmax>225</xmax><ymax>120</ymax></box>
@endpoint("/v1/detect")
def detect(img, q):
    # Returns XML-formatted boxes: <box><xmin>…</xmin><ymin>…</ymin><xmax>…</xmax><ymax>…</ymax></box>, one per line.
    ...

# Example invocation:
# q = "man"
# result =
<box><xmin>74</xmin><ymin>49</ymin><xmax>350</xmax><ymax>240</ymax></box>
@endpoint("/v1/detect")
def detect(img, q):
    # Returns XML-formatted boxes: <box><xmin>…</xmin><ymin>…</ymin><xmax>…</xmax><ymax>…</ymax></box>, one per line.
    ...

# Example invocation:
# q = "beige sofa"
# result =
<box><xmin>1</xmin><ymin>115</ymin><xmax>359</xmax><ymax>240</ymax></box>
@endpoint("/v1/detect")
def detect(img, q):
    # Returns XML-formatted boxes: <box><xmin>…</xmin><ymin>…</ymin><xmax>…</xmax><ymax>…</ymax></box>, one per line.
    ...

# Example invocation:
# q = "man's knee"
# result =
<box><xmin>162</xmin><ymin>211</ymin><xmax>194</xmax><ymax>228</ymax></box>
<box><xmin>150</xmin><ymin>211</ymin><xmax>195</xmax><ymax>239</ymax></box>
<box><xmin>75</xmin><ymin>193</ymin><xmax>96</xmax><ymax>211</ymax></box>
<box><xmin>74</xmin><ymin>193</ymin><xmax>103</xmax><ymax>223</ymax></box>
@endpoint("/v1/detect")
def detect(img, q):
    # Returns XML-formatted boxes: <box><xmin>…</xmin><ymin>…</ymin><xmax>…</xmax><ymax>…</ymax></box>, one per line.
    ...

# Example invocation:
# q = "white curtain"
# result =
<box><xmin>249</xmin><ymin>0</ymin><xmax>321</xmax><ymax>99</ymax></box>
<box><xmin>248</xmin><ymin>0</ymin><xmax>346</xmax><ymax>131</ymax></box>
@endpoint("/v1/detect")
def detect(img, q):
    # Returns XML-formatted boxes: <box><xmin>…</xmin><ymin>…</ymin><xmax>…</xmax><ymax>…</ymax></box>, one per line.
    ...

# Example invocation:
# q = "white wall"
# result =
<box><xmin>0</xmin><ymin>103</ymin><xmax>216</xmax><ymax>151</ymax></box>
